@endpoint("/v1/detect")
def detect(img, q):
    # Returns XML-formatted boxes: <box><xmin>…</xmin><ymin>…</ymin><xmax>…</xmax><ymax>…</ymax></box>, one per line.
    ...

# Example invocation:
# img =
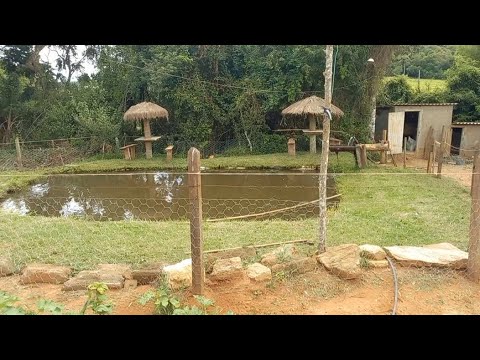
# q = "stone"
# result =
<box><xmin>271</xmin><ymin>257</ymin><xmax>318</xmax><ymax>274</ymax></box>
<box><xmin>316</xmin><ymin>244</ymin><xmax>361</xmax><ymax>280</ymax></box>
<box><xmin>124</xmin><ymin>279</ymin><xmax>138</xmax><ymax>290</ymax></box>
<box><xmin>359</xmin><ymin>244</ymin><xmax>386</xmax><ymax>260</ymax></box>
<box><xmin>367</xmin><ymin>260</ymin><xmax>389</xmax><ymax>268</ymax></box>
<box><xmin>384</xmin><ymin>244</ymin><xmax>468</xmax><ymax>269</ymax></box>
<box><xmin>163</xmin><ymin>259</ymin><xmax>192</xmax><ymax>290</ymax></box>
<box><xmin>210</xmin><ymin>257</ymin><xmax>243</xmax><ymax>281</ymax></box>
<box><xmin>97</xmin><ymin>264</ymin><xmax>132</xmax><ymax>280</ymax></box>
<box><xmin>19</xmin><ymin>264</ymin><xmax>72</xmax><ymax>285</ymax></box>
<box><xmin>0</xmin><ymin>257</ymin><xmax>14</xmax><ymax>277</ymax></box>
<box><xmin>260</xmin><ymin>244</ymin><xmax>296</xmax><ymax>266</ymax></box>
<box><xmin>205</xmin><ymin>247</ymin><xmax>257</xmax><ymax>274</ymax></box>
<box><xmin>131</xmin><ymin>262</ymin><xmax>166</xmax><ymax>285</ymax></box>
<box><xmin>424</xmin><ymin>243</ymin><xmax>462</xmax><ymax>251</ymax></box>
<box><xmin>63</xmin><ymin>270</ymin><xmax>124</xmax><ymax>291</ymax></box>
<box><xmin>246</xmin><ymin>263</ymin><xmax>272</xmax><ymax>282</ymax></box>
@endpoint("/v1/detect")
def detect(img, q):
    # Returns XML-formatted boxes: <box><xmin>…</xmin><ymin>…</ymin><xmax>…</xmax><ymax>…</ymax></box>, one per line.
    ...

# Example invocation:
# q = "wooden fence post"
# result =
<box><xmin>427</xmin><ymin>148</ymin><xmax>433</xmax><ymax>174</ymax></box>
<box><xmin>188</xmin><ymin>147</ymin><xmax>204</xmax><ymax>295</ymax></box>
<box><xmin>355</xmin><ymin>145</ymin><xmax>363</xmax><ymax>169</ymax></box>
<box><xmin>471</xmin><ymin>141</ymin><xmax>480</xmax><ymax>196</ymax></box>
<box><xmin>437</xmin><ymin>126</ymin><xmax>446</xmax><ymax>178</ymax></box>
<box><xmin>468</xmin><ymin>153</ymin><xmax>480</xmax><ymax>281</ymax></box>
<box><xmin>15</xmin><ymin>136</ymin><xmax>23</xmax><ymax>169</ymax></box>
<box><xmin>380</xmin><ymin>130</ymin><xmax>387</xmax><ymax>164</ymax></box>
<box><xmin>360</xmin><ymin>144</ymin><xmax>367</xmax><ymax>168</ymax></box>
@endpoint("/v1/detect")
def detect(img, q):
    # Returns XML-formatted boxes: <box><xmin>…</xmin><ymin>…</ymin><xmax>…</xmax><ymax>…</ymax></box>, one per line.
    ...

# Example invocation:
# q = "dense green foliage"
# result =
<box><xmin>445</xmin><ymin>47</ymin><xmax>480</xmax><ymax>121</ymax></box>
<box><xmin>1</xmin><ymin>45</ymin><xmax>398</xmax><ymax>152</ymax></box>
<box><xmin>388</xmin><ymin>45</ymin><xmax>456</xmax><ymax>79</ymax></box>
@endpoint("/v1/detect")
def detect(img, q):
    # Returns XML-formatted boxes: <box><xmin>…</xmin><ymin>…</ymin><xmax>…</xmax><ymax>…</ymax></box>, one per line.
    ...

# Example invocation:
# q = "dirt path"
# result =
<box><xmin>403</xmin><ymin>155</ymin><xmax>472</xmax><ymax>188</ymax></box>
<box><xmin>2</xmin><ymin>266</ymin><xmax>479</xmax><ymax>315</ymax></box>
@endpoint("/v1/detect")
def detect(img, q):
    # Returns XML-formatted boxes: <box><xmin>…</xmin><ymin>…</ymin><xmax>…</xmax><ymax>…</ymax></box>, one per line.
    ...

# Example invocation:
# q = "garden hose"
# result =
<box><xmin>385</xmin><ymin>255</ymin><xmax>398</xmax><ymax>315</ymax></box>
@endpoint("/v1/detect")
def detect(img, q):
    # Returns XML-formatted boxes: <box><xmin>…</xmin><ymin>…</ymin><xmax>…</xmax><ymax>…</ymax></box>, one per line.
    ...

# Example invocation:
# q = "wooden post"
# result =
<box><xmin>403</xmin><ymin>137</ymin><xmax>407</xmax><ymax>169</ymax></box>
<box><xmin>308</xmin><ymin>114</ymin><xmax>316</xmax><ymax>154</ymax></box>
<box><xmin>188</xmin><ymin>147</ymin><xmax>204</xmax><ymax>295</ymax></box>
<box><xmin>380</xmin><ymin>130</ymin><xmax>387</xmax><ymax>164</ymax></box>
<box><xmin>360</xmin><ymin>144</ymin><xmax>368</xmax><ymax>168</ymax></box>
<box><xmin>318</xmin><ymin>45</ymin><xmax>334</xmax><ymax>254</ymax></box>
<box><xmin>143</xmin><ymin>119</ymin><xmax>153</xmax><ymax>159</ymax></box>
<box><xmin>15</xmin><ymin>136</ymin><xmax>23</xmax><ymax>169</ymax></box>
<box><xmin>432</xmin><ymin>141</ymin><xmax>437</xmax><ymax>175</ymax></box>
<box><xmin>437</xmin><ymin>126</ymin><xmax>446</xmax><ymax>178</ymax></box>
<box><xmin>355</xmin><ymin>145</ymin><xmax>363</xmax><ymax>168</ymax></box>
<box><xmin>471</xmin><ymin>141</ymin><xmax>480</xmax><ymax>196</ymax></box>
<box><xmin>468</xmin><ymin>153</ymin><xmax>480</xmax><ymax>281</ymax></box>
<box><xmin>288</xmin><ymin>138</ymin><xmax>296</xmax><ymax>156</ymax></box>
<box><xmin>427</xmin><ymin>150</ymin><xmax>433</xmax><ymax>174</ymax></box>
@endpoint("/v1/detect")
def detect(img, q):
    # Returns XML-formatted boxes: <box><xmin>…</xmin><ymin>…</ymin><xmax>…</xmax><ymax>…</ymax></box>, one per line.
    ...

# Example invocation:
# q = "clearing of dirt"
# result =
<box><xmin>1</xmin><ymin>266</ymin><xmax>479</xmax><ymax>315</ymax></box>
<box><xmin>400</xmin><ymin>153</ymin><xmax>473</xmax><ymax>188</ymax></box>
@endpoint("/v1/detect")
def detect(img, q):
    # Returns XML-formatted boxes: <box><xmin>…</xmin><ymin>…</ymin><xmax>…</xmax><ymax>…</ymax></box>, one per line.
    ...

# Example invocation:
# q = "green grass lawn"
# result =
<box><xmin>384</xmin><ymin>76</ymin><xmax>447</xmax><ymax>92</ymax></box>
<box><xmin>0</xmin><ymin>153</ymin><xmax>471</xmax><ymax>272</ymax></box>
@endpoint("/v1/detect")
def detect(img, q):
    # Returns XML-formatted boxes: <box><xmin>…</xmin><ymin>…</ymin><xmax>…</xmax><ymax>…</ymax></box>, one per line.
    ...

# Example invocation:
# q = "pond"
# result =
<box><xmin>1</xmin><ymin>171</ymin><xmax>338</xmax><ymax>221</ymax></box>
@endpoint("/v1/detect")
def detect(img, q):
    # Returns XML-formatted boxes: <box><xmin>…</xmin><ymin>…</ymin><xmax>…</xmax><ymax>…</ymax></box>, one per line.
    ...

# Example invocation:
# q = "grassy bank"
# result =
<box><xmin>0</xmin><ymin>162</ymin><xmax>470</xmax><ymax>271</ymax></box>
<box><xmin>384</xmin><ymin>76</ymin><xmax>447</xmax><ymax>92</ymax></box>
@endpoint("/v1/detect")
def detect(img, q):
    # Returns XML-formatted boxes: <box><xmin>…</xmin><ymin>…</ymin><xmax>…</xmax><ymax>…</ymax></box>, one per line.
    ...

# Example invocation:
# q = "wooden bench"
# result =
<box><xmin>120</xmin><ymin>144</ymin><xmax>138</xmax><ymax>160</ymax></box>
<box><xmin>165</xmin><ymin>145</ymin><xmax>174</xmax><ymax>162</ymax></box>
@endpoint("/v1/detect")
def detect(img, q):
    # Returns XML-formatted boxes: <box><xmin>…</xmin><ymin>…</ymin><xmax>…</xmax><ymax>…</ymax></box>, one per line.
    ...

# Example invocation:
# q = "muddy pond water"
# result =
<box><xmin>1</xmin><ymin>171</ymin><xmax>338</xmax><ymax>221</ymax></box>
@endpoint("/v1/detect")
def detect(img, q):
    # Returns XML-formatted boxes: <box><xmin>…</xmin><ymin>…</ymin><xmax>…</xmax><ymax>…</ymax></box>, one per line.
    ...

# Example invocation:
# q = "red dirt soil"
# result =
<box><xmin>2</xmin><ymin>266</ymin><xmax>479</xmax><ymax>315</ymax></box>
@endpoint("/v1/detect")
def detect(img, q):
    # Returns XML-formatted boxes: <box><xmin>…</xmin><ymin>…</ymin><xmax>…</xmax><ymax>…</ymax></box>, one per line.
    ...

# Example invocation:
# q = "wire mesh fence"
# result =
<box><xmin>0</xmin><ymin>137</ymin><xmax>96</xmax><ymax>171</ymax></box>
<box><xmin>0</xmin><ymin>167</ymin><xmax>479</xmax><ymax>314</ymax></box>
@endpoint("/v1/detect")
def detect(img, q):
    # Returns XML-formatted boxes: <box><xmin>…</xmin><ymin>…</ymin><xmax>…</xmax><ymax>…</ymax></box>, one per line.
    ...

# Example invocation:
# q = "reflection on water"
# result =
<box><xmin>2</xmin><ymin>198</ymin><xmax>29</xmax><ymax>215</ymax></box>
<box><xmin>1</xmin><ymin>171</ymin><xmax>338</xmax><ymax>221</ymax></box>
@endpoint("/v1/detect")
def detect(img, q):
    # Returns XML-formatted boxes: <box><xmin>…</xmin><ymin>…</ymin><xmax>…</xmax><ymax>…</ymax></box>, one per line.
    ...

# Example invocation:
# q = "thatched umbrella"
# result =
<box><xmin>124</xmin><ymin>102</ymin><xmax>169</xmax><ymax>159</ymax></box>
<box><xmin>282</xmin><ymin>95</ymin><xmax>344</xmax><ymax>154</ymax></box>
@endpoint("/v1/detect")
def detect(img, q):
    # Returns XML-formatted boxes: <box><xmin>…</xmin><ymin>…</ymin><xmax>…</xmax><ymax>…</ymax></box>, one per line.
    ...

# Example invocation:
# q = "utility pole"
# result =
<box><xmin>318</xmin><ymin>45</ymin><xmax>334</xmax><ymax>253</ymax></box>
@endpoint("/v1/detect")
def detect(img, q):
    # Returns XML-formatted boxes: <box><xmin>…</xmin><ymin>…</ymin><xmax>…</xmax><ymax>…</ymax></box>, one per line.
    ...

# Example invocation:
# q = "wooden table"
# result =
<box><xmin>134</xmin><ymin>136</ymin><xmax>162</xmax><ymax>159</ymax></box>
<box><xmin>120</xmin><ymin>144</ymin><xmax>138</xmax><ymax>160</ymax></box>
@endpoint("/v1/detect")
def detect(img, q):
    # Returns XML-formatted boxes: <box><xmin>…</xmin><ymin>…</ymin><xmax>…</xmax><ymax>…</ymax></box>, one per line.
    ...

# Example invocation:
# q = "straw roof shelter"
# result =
<box><xmin>123</xmin><ymin>102</ymin><xmax>169</xmax><ymax>121</ymax></box>
<box><xmin>124</xmin><ymin>102</ymin><xmax>169</xmax><ymax>159</ymax></box>
<box><xmin>281</xmin><ymin>96</ymin><xmax>344</xmax><ymax>153</ymax></box>
<box><xmin>281</xmin><ymin>95</ymin><xmax>344</xmax><ymax>118</ymax></box>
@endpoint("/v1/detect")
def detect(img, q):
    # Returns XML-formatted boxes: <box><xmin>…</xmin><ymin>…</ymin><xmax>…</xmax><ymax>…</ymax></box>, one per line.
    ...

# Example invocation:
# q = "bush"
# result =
<box><xmin>253</xmin><ymin>133</ymin><xmax>287</xmax><ymax>154</ymax></box>
<box><xmin>379</xmin><ymin>75</ymin><xmax>413</xmax><ymax>104</ymax></box>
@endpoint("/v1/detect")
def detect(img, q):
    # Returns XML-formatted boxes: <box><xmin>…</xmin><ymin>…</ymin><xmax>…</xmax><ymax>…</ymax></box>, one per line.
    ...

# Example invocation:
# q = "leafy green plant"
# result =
<box><xmin>1</xmin><ymin>282</ymin><xmax>113</xmax><ymax>315</ymax></box>
<box><xmin>173</xmin><ymin>295</ymin><xmax>234</xmax><ymax>315</ymax></box>
<box><xmin>0</xmin><ymin>291</ymin><xmax>28</xmax><ymax>315</ymax></box>
<box><xmin>138</xmin><ymin>287</ymin><xmax>181</xmax><ymax>315</ymax></box>
<box><xmin>36</xmin><ymin>299</ymin><xmax>64</xmax><ymax>315</ymax></box>
<box><xmin>80</xmin><ymin>282</ymin><xmax>114</xmax><ymax>315</ymax></box>
<box><xmin>138</xmin><ymin>287</ymin><xmax>235</xmax><ymax>315</ymax></box>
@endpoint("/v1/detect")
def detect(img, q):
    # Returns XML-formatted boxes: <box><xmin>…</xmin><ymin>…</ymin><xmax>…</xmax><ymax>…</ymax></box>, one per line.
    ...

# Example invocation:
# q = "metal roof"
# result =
<box><xmin>380</xmin><ymin>103</ymin><xmax>458</xmax><ymax>107</ymax></box>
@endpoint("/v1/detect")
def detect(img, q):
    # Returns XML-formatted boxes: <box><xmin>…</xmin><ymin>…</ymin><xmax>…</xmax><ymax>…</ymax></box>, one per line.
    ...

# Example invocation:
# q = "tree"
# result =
<box><xmin>446</xmin><ymin>54</ymin><xmax>480</xmax><ymax>122</ymax></box>
<box><xmin>378</xmin><ymin>75</ymin><xmax>414</xmax><ymax>104</ymax></box>
<box><xmin>388</xmin><ymin>45</ymin><xmax>456</xmax><ymax>79</ymax></box>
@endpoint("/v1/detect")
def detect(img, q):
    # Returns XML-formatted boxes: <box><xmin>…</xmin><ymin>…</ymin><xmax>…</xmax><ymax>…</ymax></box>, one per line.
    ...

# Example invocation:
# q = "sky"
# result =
<box><xmin>39</xmin><ymin>45</ymin><xmax>97</xmax><ymax>81</ymax></box>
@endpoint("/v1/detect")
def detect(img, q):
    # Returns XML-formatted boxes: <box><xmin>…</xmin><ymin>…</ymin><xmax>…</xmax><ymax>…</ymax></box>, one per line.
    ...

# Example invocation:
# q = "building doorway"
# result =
<box><xmin>451</xmin><ymin>127</ymin><xmax>462</xmax><ymax>155</ymax></box>
<box><xmin>403</xmin><ymin>111</ymin><xmax>419</xmax><ymax>151</ymax></box>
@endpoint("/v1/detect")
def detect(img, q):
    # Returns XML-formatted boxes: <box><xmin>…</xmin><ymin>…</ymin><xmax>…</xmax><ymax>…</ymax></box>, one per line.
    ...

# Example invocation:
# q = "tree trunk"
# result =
<box><xmin>318</xmin><ymin>45</ymin><xmax>334</xmax><ymax>253</ymax></box>
<box><xmin>309</xmin><ymin>114</ymin><xmax>316</xmax><ymax>154</ymax></box>
<box><xmin>244</xmin><ymin>130</ymin><xmax>253</xmax><ymax>152</ymax></box>
<box><xmin>370</xmin><ymin>94</ymin><xmax>376</xmax><ymax>141</ymax></box>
